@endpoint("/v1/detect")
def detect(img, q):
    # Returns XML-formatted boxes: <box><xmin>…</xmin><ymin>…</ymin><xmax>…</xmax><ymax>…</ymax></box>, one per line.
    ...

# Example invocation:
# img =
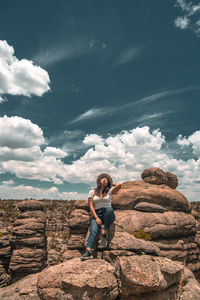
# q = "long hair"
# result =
<box><xmin>95</xmin><ymin>180</ymin><xmax>111</xmax><ymax>197</ymax></box>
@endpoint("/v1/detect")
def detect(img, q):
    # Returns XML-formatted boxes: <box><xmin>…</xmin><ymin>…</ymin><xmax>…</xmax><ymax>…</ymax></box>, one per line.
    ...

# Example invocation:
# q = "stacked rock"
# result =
<box><xmin>0</xmin><ymin>208</ymin><xmax>11</xmax><ymax>287</ymax></box>
<box><xmin>9</xmin><ymin>200</ymin><xmax>46</xmax><ymax>280</ymax></box>
<box><xmin>67</xmin><ymin>202</ymin><xmax>90</xmax><ymax>254</ymax></box>
<box><xmin>111</xmin><ymin>167</ymin><xmax>199</xmax><ymax>274</ymax></box>
<box><xmin>65</xmin><ymin>168</ymin><xmax>199</xmax><ymax>277</ymax></box>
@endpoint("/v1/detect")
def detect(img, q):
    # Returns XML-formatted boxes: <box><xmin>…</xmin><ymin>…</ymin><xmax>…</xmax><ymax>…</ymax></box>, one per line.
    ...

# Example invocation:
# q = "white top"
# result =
<box><xmin>88</xmin><ymin>187</ymin><xmax>114</xmax><ymax>210</ymax></box>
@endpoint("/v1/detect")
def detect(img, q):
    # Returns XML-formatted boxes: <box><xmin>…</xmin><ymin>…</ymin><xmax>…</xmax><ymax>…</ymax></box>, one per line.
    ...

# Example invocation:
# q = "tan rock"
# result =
<box><xmin>135</xmin><ymin>201</ymin><xmax>165</xmax><ymax>212</ymax></box>
<box><xmin>114</xmin><ymin>210</ymin><xmax>196</xmax><ymax>239</ymax></box>
<box><xmin>109</xmin><ymin>231</ymin><xmax>160</xmax><ymax>255</ymax></box>
<box><xmin>119</xmin><ymin>255</ymin><xmax>183</xmax><ymax>295</ymax></box>
<box><xmin>141</xmin><ymin>167</ymin><xmax>168</xmax><ymax>185</ymax></box>
<box><xmin>112</xmin><ymin>180</ymin><xmax>190</xmax><ymax>212</ymax></box>
<box><xmin>9</xmin><ymin>248</ymin><xmax>45</xmax><ymax>274</ymax></box>
<box><xmin>68</xmin><ymin>209</ymin><xmax>91</xmax><ymax>233</ymax></box>
<box><xmin>0</xmin><ymin>262</ymin><xmax>11</xmax><ymax>287</ymax></box>
<box><xmin>18</xmin><ymin>200</ymin><xmax>44</xmax><ymax>212</ymax></box>
<box><xmin>37</xmin><ymin>258</ymin><xmax>119</xmax><ymax>300</ymax></box>
<box><xmin>166</xmin><ymin>171</ymin><xmax>178</xmax><ymax>189</ymax></box>
<box><xmin>67</xmin><ymin>234</ymin><xmax>86</xmax><ymax>250</ymax></box>
<box><xmin>74</xmin><ymin>200</ymin><xmax>89</xmax><ymax>211</ymax></box>
<box><xmin>0</xmin><ymin>273</ymin><xmax>39</xmax><ymax>299</ymax></box>
<box><xmin>18</xmin><ymin>210</ymin><xmax>46</xmax><ymax>221</ymax></box>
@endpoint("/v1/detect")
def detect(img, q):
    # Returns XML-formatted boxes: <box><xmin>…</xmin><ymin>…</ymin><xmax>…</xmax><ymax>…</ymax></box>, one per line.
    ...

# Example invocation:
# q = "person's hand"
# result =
<box><xmin>96</xmin><ymin>217</ymin><xmax>102</xmax><ymax>226</ymax></box>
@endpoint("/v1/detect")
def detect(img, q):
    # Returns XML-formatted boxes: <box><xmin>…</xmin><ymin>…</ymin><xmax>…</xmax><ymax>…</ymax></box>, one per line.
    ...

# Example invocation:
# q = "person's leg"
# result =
<box><xmin>102</xmin><ymin>207</ymin><xmax>115</xmax><ymax>234</ymax></box>
<box><xmin>86</xmin><ymin>217</ymin><xmax>100</xmax><ymax>250</ymax></box>
<box><xmin>99</xmin><ymin>207</ymin><xmax>115</xmax><ymax>249</ymax></box>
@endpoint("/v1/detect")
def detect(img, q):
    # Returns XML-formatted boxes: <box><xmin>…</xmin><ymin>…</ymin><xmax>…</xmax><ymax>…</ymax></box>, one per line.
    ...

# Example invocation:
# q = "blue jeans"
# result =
<box><xmin>86</xmin><ymin>207</ymin><xmax>115</xmax><ymax>249</ymax></box>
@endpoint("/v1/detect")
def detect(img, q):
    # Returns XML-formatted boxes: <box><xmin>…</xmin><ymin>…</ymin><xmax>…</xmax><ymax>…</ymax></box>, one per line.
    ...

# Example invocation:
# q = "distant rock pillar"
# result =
<box><xmin>0</xmin><ymin>207</ymin><xmax>11</xmax><ymax>287</ymax></box>
<box><xmin>9</xmin><ymin>200</ymin><xmax>47</xmax><ymax>281</ymax></box>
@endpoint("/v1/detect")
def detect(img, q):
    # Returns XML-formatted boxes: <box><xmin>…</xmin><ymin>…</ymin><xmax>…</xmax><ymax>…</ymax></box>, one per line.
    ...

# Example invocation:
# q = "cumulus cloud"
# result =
<box><xmin>0</xmin><ymin>115</ymin><xmax>45</xmax><ymax>148</ymax></box>
<box><xmin>0</xmin><ymin>40</ymin><xmax>50</xmax><ymax>100</ymax></box>
<box><xmin>1</xmin><ymin>115</ymin><xmax>200</xmax><ymax>201</ymax></box>
<box><xmin>175</xmin><ymin>16</ymin><xmax>190</xmax><ymax>29</ymax></box>
<box><xmin>177</xmin><ymin>131</ymin><xmax>200</xmax><ymax>156</ymax></box>
<box><xmin>0</xmin><ymin>116</ymin><xmax>66</xmax><ymax>184</ymax></box>
<box><xmin>175</xmin><ymin>0</ymin><xmax>200</xmax><ymax>36</ymax></box>
<box><xmin>44</xmin><ymin>147</ymin><xmax>68</xmax><ymax>158</ymax></box>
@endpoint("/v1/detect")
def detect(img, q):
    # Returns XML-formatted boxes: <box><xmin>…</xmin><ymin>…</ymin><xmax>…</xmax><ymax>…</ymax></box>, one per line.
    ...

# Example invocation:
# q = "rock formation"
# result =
<box><xmin>0</xmin><ymin>167</ymin><xmax>200</xmax><ymax>299</ymax></box>
<box><xmin>9</xmin><ymin>200</ymin><xmax>47</xmax><ymax>280</ymax></box>
<box><xmin>0</xmin><ymin>256</ymin><xmax>200</xmax><ymax>300</ymax></box>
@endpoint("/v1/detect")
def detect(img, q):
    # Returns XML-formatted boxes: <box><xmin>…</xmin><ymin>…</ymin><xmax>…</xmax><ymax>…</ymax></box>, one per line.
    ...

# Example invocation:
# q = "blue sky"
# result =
<box><xmin>0</xmin><ymin>0</ymin><xmax>200</xmax><ymax>201</ymax></box>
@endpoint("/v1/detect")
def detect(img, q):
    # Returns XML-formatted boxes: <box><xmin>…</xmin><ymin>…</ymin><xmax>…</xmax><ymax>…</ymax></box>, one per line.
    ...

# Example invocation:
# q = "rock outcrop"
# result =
<box><xmin>0</xmin><ymin>207</ymin><xmax>12</xmax><ymax>287</ymax></box>
<box><xmin>9</xmin><ymin>200</ymin><xmax>47</xmax><ymax>280</ymax></box>
<box><xmin>0</xmin><ymin>167</ymin><xmax>200</xmax><ymax>300</ymax></box>
<box><xmin>0</xmin><ymin>256</ymin><xmax>200</xmax><ymax>300</ymax></box>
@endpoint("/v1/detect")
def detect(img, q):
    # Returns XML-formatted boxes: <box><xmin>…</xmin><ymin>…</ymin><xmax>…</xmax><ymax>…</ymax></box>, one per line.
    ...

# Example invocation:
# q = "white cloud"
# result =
<box><xmin>2</xmin><ymin>180</ymin><xmax>14</xmax><ymax>185</ymax></box>
<box><xmin>175</xmin><ymin>16</ymin><xmax>190</xmax><ymax>29</ymax></box>
<box><xmin>69</xmin><ymin>87</ymin><xmax>198</xmax><ymax>126</ymax></box>
<box><xmin>0</xmin><ymin>184</ymin><xmax>79</xmax><ymax>200</ymax></box>
<box><xmin>175</xmin><ymin>0</ymin><xmax>200</xmax><ymax>36</ymax></box>
<box><xmin>69</xmin><ymin>108</ymin><xmax>112</xmax><ymax>124</ymax></box>
<box><xmin>0</xmin><ymin>40</ymin><xmax>50</xmax><ymax>100</ymax></box>
<box><xmin>33</xmin><ymin>39</ymin><xmax>92</xmax><ymax>67</ymax></box>
<box><xmin>1</xmin><ymin>115</ymin><xmax>200</xmax><ymax>202</ymax></box>
<box><xmin>44</xmin><ymin>147</ymin><xmax>68</xmax><ymax>158</ymax></box>
<box><xmin>83</xmin><ymin>134</ymin><xmax>104</xmax><ymax>146</ymax></box>
<box><xmin>0</xmin><ymin>116</ymin><xmax>67</xmax><ymax>184</ymax></box>
<box><xmin>116</xmin><ymin>46</ymin><xmax>139</xmax><ymax>65</ymax></box>
<box><xmin>0</xmin><ymin>115</ymin><xmax>45</xmax><ymax>148</ymax></box>
<box><xmin>177</xmin><ymin>131</ymin><xmax>200</xmax><ymax>156</ymax></box>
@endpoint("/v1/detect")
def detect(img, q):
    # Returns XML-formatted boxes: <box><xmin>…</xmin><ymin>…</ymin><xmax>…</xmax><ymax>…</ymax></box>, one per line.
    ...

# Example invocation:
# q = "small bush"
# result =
<box><xmin>133</xmin><ymin>229</ymin><xmax>152</xmax><ymax>241</ymax></box>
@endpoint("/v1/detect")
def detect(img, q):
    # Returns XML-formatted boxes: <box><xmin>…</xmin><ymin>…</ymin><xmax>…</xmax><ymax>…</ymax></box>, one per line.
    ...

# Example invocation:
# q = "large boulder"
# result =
<box><xmin>112</xmin><ymin>180</ymin><xmax>190</xmax><ymax>212</ymax></box>
<box><xmin>1</xmin><ymin>255</ymin><xmax>200</xmax><ymax>300</ymax></box>
<box><xmin>37</xmin><ymin>258</ymin><xmax>119</xmax><ymax>300</ymax></box>
<box><xmin>141</xmin><ymin>167</ymin><xmax>178</xmax><ymax>189</ymax></box>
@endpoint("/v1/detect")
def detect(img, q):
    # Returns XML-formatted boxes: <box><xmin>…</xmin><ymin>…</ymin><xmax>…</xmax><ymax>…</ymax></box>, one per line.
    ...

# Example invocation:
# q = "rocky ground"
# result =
<box><xmin>0</xmin><ymin>167</ymin><xmax>200</xmax><ymax>299</ymax></box>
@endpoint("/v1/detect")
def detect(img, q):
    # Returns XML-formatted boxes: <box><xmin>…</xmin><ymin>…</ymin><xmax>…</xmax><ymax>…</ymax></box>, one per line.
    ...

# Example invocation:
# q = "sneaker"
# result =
<box><xmin>81</xmin><ymin>250</ymin><xmax>93</xmax><ymax>260</ymax></box>
<box><xmin>99</xmin><ymin>234</ymin><xmax>108</xmax><ymax>249</ymax></box>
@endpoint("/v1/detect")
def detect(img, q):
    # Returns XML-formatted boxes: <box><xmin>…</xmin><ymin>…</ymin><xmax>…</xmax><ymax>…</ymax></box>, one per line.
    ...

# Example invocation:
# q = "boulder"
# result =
<box><xmin>135</xmin><ymin>202</ymin><xmax>165</xmax><ymax>212</ymax></box>
<box><xmin>112</xmin><ymin>180</ymin><xmax>190</xmax><ymax>212</ymax></box>
<box><xmin>74</xmin><ymin>200</ymin><xmax>89</xmax><ymax>211</ymax></box>
<box><xmin>67</xmin><ymin>234</ymin><xmax>86</xmax><ymax>250</ymax></box>
<box><xmin>141</xmin><ymin>167</ymin><xmax>168</xmax><ymax>185</ymax></box>
<box><xmin>68</xmin><ymin>209</ymin><xmax>91</xmax><ymax>233</ymax></box>
<box><xmin>0</xmin><ymin>273</ymin><xmax>39</xmax><ymax>299</ymax></box>
<box><xmin>37</xmin><ymin>258</ymin><xmax>119</xmax><ymax>300</ymax></box>
<box><xmin>166</xmin><ymin>172</ymin><xmax>178</xmax><ymax>189</ymax></box>
<box><xmin>119</xmin><ymin>255</ymin><xmax>200</xmax><ymax>300</ymax></box>
<box><xmin>18</xmin><ymin>200</ymin><xmax>44</xmax><ymax>212</ymax></box>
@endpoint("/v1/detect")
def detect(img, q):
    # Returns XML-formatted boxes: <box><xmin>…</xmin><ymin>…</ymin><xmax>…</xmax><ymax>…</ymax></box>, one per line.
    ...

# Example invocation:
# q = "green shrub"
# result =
<box><xmin>133</xmin><ymin>229</ymin><xmax>152</xmax><ymax>241</ymax></box>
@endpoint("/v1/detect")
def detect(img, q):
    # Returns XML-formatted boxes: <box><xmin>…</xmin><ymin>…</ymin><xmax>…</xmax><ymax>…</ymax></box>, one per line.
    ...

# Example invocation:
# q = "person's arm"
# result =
<box><xmin>111</xmin><ymin>183</ymin><xmax>121</xmax><ymax>194</ymax></box>
<box><xmin>88</xmin><ymin>197</ymin><xmax>102</xmax><ymax>226</ymax></box>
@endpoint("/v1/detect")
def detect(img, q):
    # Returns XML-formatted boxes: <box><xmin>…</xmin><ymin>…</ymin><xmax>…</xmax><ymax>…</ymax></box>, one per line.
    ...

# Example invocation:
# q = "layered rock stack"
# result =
<box><xmin>112</xmin><ymin>168</ymin><xmax>199</xmax><ymax>273</ymax></box>
<box><xmin>67</xmin><ymin>202</ymin><xmax>91</xmax><ymax>257</ymax></box>
<box><xmin>0</xmin><ymin>209</ymin><xmax>11</xmax><ymax>287</ymax></box>
<box><xmin>65</xmin><ymin>167</ymin><xmax>200</xmax><ymax>276</ymax></box>
<box><xmin>9</xmin><ymin>200</ymin><xmax>47</xmax><ymax>280</ymax></box>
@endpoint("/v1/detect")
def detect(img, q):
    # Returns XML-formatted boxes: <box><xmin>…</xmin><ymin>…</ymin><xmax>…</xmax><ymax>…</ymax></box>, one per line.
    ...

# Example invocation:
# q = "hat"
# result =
<box><xmin>96</xmin><ymin>173</ymin><xmax>113</xmax><ymax>186</ymax></box>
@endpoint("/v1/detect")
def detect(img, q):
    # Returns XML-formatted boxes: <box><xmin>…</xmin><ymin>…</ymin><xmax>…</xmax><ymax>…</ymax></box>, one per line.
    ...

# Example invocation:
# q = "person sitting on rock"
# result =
<box><xmin>81</xmin><ymin>173</ymin><xmax>121</xmax><ymax>260</ymax></box>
